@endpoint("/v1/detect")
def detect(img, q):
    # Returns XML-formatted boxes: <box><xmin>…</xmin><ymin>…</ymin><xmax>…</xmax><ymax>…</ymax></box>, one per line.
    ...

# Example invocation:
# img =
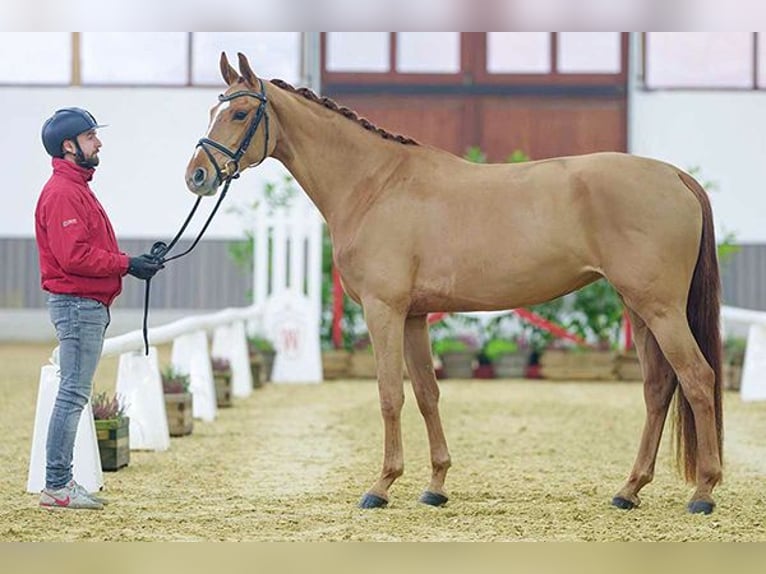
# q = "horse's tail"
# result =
<box><xmin>675</xmin><ymin>171</ymin><xmax>723</xmax><ymax>483</ymax></box>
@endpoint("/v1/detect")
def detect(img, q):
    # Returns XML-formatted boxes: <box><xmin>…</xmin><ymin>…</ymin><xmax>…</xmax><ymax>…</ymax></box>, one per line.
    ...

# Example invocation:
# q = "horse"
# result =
<box><xmin>184</xmin><ymin>52</ymin><xmax>723</xmax><ymax>515</ymax></box>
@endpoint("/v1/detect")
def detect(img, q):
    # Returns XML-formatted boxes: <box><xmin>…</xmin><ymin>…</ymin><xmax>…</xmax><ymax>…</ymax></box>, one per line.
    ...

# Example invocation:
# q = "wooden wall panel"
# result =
<box><xmin>322</xmin><ymin>94</ymin><xmax>626</xmax><ymax>162</ymax></box>
<box><xmin>329</xmin><ymin>96</ymin><xmax>469</xmax><ymax>156</ymax></box>
<box><xmin>478</xmin><ymin>98</ymin><xmax>626</xmax><ymax>161</ymax></box>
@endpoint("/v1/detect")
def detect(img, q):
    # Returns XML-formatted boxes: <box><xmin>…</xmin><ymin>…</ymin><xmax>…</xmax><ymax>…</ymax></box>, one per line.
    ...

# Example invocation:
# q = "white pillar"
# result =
<box><xmin>171</xmin><ymin>330</ymin><xmax>217</xmax><ymax>422</ymax></box>
<box><xmin>27</xmin><ymin>365</ymin><xmax>104</xmax><ymax>493</ymax></box>
<box><xmin>115</xmin><ymin>347</ymin><xmax>170</xmax><ymax>451</ymax></box>
<box><xmin>212</xmin><ymin>320</ymin><xmax>253</xmax><ymax>398</ymax></box>
<box><xmin>741</xmin><ymin>323</ymin><xmax>766</xmax><ymax>401</ymax></box>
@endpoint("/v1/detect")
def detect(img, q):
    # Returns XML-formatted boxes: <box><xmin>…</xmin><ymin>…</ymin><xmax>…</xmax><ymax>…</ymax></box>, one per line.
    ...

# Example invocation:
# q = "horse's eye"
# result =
<box><xmin>233</xmin><ymin>110</ymin><xmax>248</xmax><ymax>121</ymax></box>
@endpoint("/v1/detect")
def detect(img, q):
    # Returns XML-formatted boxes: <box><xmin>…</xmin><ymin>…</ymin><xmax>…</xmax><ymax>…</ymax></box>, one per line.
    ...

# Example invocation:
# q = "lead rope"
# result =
<box><xmin>140</xmin><ymin>178</ymin><xmax>233</xmax><ymax>355</ymax></box>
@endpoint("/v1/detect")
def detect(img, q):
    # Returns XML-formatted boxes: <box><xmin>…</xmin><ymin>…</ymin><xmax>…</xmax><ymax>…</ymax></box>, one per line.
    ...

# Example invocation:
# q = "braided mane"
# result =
<box><xmin>269</xmin><ymin>79</ymin><xmax>419</xmax><ymax>146</ymax></box>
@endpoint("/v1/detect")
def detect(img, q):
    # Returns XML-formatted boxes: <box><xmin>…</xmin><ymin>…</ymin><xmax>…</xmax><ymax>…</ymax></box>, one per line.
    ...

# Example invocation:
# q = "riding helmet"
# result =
<box><xmin>41</xmin><ymin>107</ymin><xmax>107</xmax><ymax>157</ymax></box>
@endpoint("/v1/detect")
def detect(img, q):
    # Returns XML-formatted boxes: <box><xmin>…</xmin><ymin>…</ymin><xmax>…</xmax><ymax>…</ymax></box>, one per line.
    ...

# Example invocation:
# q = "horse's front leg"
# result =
<box><xmin>404</xmin><ymin>315</ymin><xmax>451</xmax><ymax>507</ymax></box>
<box><xmin>359</xmin><ymin>298</ymin><xmax>406</xmax><ymax>509</ymax></box>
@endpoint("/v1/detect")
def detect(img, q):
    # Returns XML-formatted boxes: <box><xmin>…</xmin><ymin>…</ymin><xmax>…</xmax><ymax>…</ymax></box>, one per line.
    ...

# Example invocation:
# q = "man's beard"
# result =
<box><xmin>76</xmin><ymin>153</ymin><xmax>99</xmax><ymax>169</ymax></box>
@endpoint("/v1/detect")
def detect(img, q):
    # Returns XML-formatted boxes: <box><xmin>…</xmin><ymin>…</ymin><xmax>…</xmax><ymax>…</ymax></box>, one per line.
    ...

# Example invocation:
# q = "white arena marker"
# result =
<box><xmin>27</xmin><ymin>365</ymin><xmax>103</xmax><ymax>493</ymax></box>
<box><xmin>115</xmin><ymin>347</ymin><xmax>170</xmax><ymax>451</ymax></box>
<box><xmin>172</xmin><ymin>330</ymin><xmax>217</xmax><ymax>422</ymax></box>
<box><xmin>262</xmin><ymin>291</ymin><xmax>322</xmax><ymax>384</ymax></box>
<box><xmin>740</xmin><ymin>323</ymin><xmax>766</xmax><ymax>402</ymax></box>
<box><xmin>212</xmin><ymin>320</ymin><xmax>252</xmax><ymax>398</ymax></box>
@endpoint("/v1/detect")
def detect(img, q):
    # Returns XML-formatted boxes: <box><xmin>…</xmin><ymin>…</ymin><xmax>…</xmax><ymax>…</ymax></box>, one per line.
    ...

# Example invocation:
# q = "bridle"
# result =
<box><xmin>196</xmin><ymin>78</ymin><xmax>270</xmax><ymax>183</ymax></box>
<box><xmin>139</xmin><ymin>80</ymin><xmax>270</xmax><ymax>354</ymax></box>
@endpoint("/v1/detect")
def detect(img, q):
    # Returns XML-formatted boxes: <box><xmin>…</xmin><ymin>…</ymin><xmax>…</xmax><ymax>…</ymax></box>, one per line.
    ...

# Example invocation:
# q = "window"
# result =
<box><xmin>192</xmin><ymin>33</ymin><xmax>301</xmax><ymax>85</ymax></box>
<box><xmin>487</xmin><ymin>33</ymin><xmax>550</xmax><ymax>74</ymax></box>
<box><xmin>558</xmin><ymin>33</ymin><xmax>621</xmax><ymax>74</ymax></box>
<box><xmin>326</xmin><ymin>33</ymin><xmax>390</xmax><ymax>73</ymax></box>
<box><xmin>81</xmin><ymin>33</ymin><xmax>188</xmax><ymax>85</ymax></box>
<box><xmin>645</xmin><ymin>33</ymin><xmax>754</xmax><ymax>89</ymax></box>
<box><xmin>396</xmin><ymin>33</ymin><xmax>460</xmax><ymax>74</ymax></box>
<box><xmin>0</xmin><ymin>33</ymin><xmax>71</xmax><ymax>84</ymax></box>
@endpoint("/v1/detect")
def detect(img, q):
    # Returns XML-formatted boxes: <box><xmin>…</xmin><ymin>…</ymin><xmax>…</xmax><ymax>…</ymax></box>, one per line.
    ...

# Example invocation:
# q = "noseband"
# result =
<box><xmin>196</xmin><ymin>78</ymin><xmax>270</xmax><ymax>183</ymax></box>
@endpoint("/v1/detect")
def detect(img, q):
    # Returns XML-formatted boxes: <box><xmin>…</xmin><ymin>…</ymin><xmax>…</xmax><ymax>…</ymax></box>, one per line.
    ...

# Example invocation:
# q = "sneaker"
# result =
<box><xmin>72</xmin><ymin>481</ymin><xmax>110</xmax><ymax>506</ymax></box>
<box><xmin>40</xmin><ymin>481</ymin><xmax>103</xmax><ymax>510</ymax></box>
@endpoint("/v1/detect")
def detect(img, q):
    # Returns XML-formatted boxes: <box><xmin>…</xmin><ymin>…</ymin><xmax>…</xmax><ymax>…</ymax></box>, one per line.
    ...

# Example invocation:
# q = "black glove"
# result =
<box><xmin>127</xmin><ymin>254</ymin><xmax>164</xmax><ymax>280</ymax></box>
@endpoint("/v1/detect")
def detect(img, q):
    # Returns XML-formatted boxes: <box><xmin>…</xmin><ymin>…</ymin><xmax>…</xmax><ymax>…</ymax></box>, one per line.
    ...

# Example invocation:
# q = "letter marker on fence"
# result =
<box><xmin>27</xmin><ymin>364</ymin><xmax>103</xmax><ymax>493</ymax></box>
<box><xmin>115</xmin><ymin>347</ymin><xmax>170</xmax><ymax>451</ymax></box>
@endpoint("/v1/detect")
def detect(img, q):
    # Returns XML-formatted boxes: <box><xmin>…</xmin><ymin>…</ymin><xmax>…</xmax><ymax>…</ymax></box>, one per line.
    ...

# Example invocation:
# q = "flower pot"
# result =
<box><xmin>440</xmin><ymin>351</ymin><xmax>476</xmax><ymax>379</ymax></box>
<box><xmin>473</xmin><ymin>364</ymin><xmax>495</xmax><ymax>379</ymax></box>
<box><xmin>213</xmin><ymin>370</ymin><xmax>233</xmax><ymax>407</ymax></box>
<box><xmin>249</xmin><ymin>355</ymin><xmax>263</xmax><ymax>388</ymax></box>
<box><xmin>164</xmin><ymin>392</ymin><xmax>193</xmax><ymax>436</ymax></box>
<box><xmin>95</xmin><ymin>417</ymin><xmax>130</xmax><ymax>471</ymax></box>
<box><xmin>259</xmin><ymin>349</ymin><xmax>276</xmax><ymax>382</ymax></box>
<box><xmin>493</xmin><ymin>352</ymin><xmax>531</xmax><ymax>379</ymax></box>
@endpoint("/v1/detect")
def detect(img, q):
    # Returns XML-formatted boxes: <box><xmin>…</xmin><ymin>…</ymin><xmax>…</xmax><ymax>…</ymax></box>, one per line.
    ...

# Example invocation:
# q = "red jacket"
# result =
<box><xmin>35</xmin><ymin>158</ymin><xmax>130</xmax><ymax>306</ymax></box>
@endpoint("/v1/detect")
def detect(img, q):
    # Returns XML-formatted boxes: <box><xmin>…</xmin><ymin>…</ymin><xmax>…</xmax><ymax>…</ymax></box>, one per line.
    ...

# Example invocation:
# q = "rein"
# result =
<box><xmin>139</xmin><ymin>81</ymin><xmax>270</xmax><ymax>355</ymax></box>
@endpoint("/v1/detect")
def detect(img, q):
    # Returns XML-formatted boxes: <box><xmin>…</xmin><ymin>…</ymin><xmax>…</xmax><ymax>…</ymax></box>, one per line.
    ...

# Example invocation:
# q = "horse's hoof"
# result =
<box><xmin>358</xmin><ymin>493</ymin><xmax>388</xmax><ymax>509</ymax></box>
<box><xmin>419</xmin><ymin>491</ymin><xmax>449</xmax><ymax>507</ymax></box>
<box><xmin>611</xmin><ymin>496</ymin><xmax>636</xmax><ymax>510</ymax></box>
<box><xmin>687</xmin><ymin>500</ymin><xmax>715</xmax><ymax>515</ymax></box>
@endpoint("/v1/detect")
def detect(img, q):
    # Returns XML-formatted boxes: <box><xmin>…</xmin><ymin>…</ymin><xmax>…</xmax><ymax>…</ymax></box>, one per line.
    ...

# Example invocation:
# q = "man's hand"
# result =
<box><xmin>127</xmin><ymin>254</ymin><xmax>164</xmax><ymax>280</ymax></box>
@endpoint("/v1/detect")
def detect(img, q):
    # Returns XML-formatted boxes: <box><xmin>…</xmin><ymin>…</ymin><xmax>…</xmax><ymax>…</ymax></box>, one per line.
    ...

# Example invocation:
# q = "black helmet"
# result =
<box><xmin>41</xmin><ymin>107</ymin><xmax>107</xmax><ymax>158</ymax></box>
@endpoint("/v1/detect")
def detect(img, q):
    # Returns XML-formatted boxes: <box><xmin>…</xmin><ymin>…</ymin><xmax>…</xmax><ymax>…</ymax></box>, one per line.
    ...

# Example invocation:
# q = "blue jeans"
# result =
<box><xmin>45</xmin><ymin>294</ymin><xmax>110</xmax><ymax>489</ymax></box>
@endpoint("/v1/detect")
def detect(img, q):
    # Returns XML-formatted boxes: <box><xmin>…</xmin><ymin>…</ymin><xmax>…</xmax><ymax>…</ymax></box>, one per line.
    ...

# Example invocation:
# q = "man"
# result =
<box><xmin>35</xmin><ymin>107</ymin><xmax>163</xmax><ymax>510</ymax></box>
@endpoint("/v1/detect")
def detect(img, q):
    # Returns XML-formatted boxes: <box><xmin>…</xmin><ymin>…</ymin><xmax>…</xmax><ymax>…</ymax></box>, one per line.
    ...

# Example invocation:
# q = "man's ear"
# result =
<box><xmin>62</xmin><ymin>139</ymin><xmax>76</xmax><ymax>155</ymax></box>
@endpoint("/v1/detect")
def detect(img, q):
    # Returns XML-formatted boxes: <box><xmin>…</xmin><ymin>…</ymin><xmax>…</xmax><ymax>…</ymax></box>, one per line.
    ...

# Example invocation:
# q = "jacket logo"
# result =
<box><xmin>62</xmin><ymin>218</ymin><xmax>78</xmax><ymax>228</ymax></box>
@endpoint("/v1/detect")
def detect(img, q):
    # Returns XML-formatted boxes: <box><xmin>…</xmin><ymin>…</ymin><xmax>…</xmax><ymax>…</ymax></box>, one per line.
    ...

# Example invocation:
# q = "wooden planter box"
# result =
<box><xmin>165</xmin><ymin>392</ymin><xmax>193</xmax><ymax>437</ymax></box>
<box><xmin>95</xmin><ymin>417</ymin><xmax>130</xmax><ymax>471</ymax></box>
<box><xmin>350</xmin><ymin>351</ymin><xmax>377</xmax><ymax>379</ymax></box>
<box><xmin>322</xmin><ymin>349</ymin><xmax>351</xmax><ymax>380</ymax></box>
<box><xmin>615</xmin><ymin>350</ymin><xmax>643</xmax><ymax>381</ymax></box>
<box><xmin>493</xmin><ymin>352</ymin><xmax>531</xmax><ymax>379</ymax></box>
<box><xmin>259</xmin><ymin>350</ymin><xmax>276</xmax><ymax>383</ymax></box>
<box><xmin>249</xmin><ymin>356</ymin><xmax>263</xmax><ymax>388</ymax></box>
<box><xmin>213</xmin><ymin>371</ymin><xmax>233</xmax><ymax>407</ymax></box>
<box><xmin>541</xmin><ymin>349</ymin><xmax>617</xmax><ymax>381</ymax></box>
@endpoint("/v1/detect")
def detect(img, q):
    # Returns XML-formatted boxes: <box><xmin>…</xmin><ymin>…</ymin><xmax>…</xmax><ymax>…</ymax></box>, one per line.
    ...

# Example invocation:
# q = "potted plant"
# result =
<box><xmin>161</xmin><ymin>365</ymin><xmax>193</xmax><ymax>437</ymax></box>
<box><xmin>483</xmin><ymin>338</ymin><xmax>531</xmax><ymax>379</ymax></box>
<box><xmin>211</xmin><ymin>356</ymin><xmax>233</xmax><ymax>407</ymax></box>
<box><xmin>481</xmin><ymin>314</ymin><xmax>532</xmax><ymax>379</ymax></box>
<box><xmin>724</xmin><ymin>336</ymin><xmax>747</xmax><ymax>391</ymax></box>
<box><xmin>247</xmin><ymin>335</ymin><xmax>276</xmax><ymax>386</ymax></box>
<box><xmin>92</xmin><ymin>391</ymin><xmax>129</xmax><ymax>471</ymax></box>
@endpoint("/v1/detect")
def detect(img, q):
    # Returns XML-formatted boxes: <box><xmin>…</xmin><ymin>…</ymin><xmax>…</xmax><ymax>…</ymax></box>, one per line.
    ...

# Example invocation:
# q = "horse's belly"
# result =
<box><xmin>409</xmin><ymin>261</ymin><xmax>597</xmax><ymax>314</ymax></box>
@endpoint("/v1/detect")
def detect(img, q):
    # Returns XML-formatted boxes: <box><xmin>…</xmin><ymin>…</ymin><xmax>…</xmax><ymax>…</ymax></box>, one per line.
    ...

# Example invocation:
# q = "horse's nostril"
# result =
<box><xmin>192</xmin><ymin>168</ymin><xmax>207</xmax><ymax>186</ymax></box>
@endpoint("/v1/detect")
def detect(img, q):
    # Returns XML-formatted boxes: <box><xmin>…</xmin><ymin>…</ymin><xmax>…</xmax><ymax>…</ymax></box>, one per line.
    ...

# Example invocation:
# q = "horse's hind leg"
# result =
<box><xmin>613</xmin><ymin>309</ymin><xmax>677</xmax><ymax>510</ymax></box>
<box><xmin>403</xmin><ymin>315</ymin><xmax>451</xmax><ymax>507</ymax></box>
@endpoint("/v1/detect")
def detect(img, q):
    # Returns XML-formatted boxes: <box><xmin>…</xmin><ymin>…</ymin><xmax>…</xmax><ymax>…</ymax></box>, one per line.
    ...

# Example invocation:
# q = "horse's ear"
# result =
<box><xmin>220</xmin><ymin>52</ymin><xmax>240</xmax><ymax>86</ymax></box>
<box><xmin>237</xmin><ymin>52</ymin><xmax>258</xmax><ymax>87</ymax></box>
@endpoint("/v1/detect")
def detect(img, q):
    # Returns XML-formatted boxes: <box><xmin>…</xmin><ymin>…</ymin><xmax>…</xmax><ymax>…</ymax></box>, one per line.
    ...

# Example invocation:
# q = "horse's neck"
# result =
<box><xmin>270</xmin><ymin>89</ymin><xmax>405</xmax><ymax>230</ymax></box>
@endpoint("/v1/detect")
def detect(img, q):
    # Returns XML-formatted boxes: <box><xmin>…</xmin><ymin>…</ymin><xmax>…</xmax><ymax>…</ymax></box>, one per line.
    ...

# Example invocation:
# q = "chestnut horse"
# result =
<box><xmin>185</xmin><ymin>53</ymin><xmax>723</xmax><ymax>515</ymax></box>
